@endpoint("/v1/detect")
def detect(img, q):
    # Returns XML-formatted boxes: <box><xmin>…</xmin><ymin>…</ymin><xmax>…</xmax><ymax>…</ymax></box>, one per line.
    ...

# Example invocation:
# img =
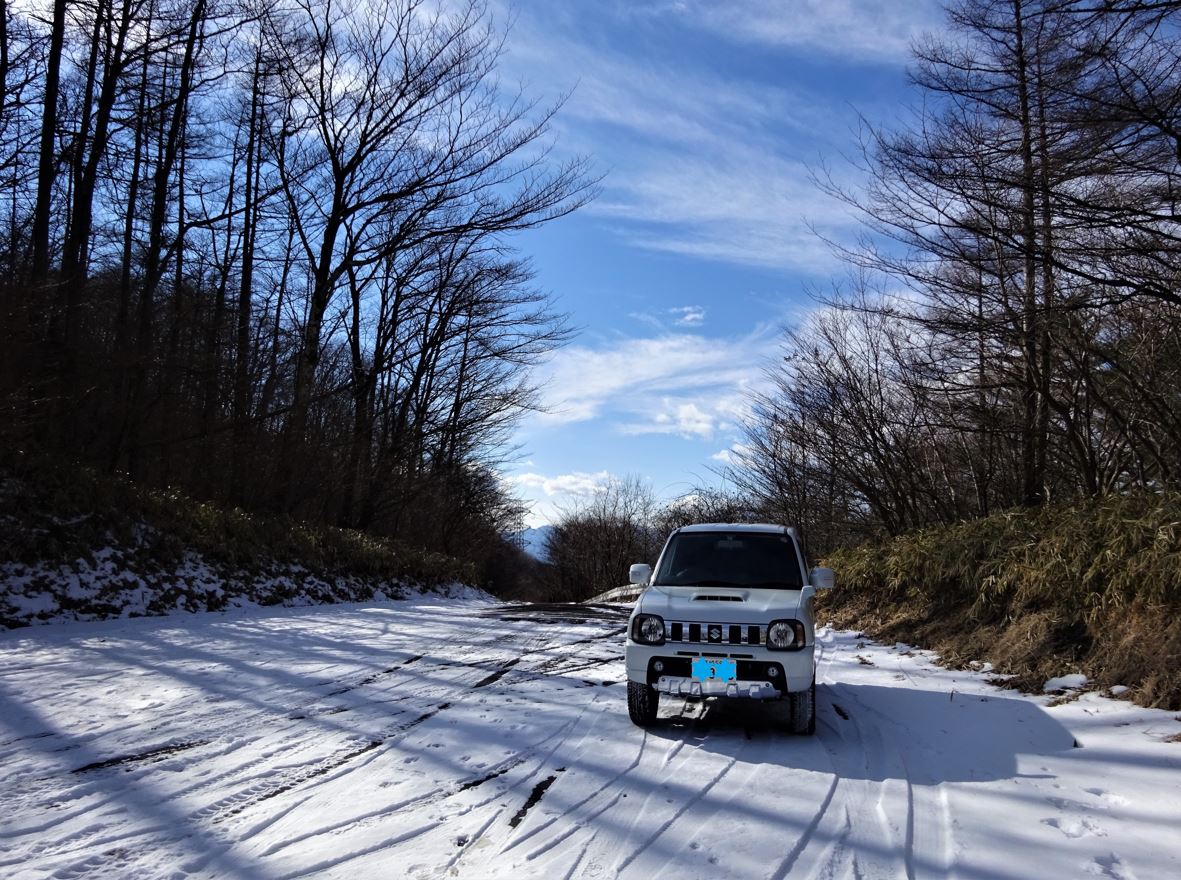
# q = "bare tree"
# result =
<box><xmin>544</xmin><ymin>477</ymin><xmax>660</xmax><ymax>601</ymax></box>
<box><xmin>264</xmin><ymin>0</ymin><xmax>594</xmax><ymax>508</ymax></box>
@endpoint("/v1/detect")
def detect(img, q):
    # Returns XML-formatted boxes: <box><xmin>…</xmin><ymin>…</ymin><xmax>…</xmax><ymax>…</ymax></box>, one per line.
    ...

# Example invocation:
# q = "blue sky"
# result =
<box><xmin>497</xmin><ymin>0</ymin><xmax>945</xmax><ymax>526</ymax></box>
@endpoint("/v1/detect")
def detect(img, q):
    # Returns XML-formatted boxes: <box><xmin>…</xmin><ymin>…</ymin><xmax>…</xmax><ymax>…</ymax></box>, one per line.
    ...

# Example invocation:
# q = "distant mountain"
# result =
<box><xmin>517</xmin><ymin>525</ymin><xmax>554</xmax><ymax>562</ymax></box>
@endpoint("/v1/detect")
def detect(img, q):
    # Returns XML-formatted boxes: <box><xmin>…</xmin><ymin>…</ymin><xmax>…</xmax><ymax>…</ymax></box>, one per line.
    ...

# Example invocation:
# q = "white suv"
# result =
<box><xmin>624</xmin><ymin>523</ymin><xmax>834</xmax><ymax>734</ymax></box>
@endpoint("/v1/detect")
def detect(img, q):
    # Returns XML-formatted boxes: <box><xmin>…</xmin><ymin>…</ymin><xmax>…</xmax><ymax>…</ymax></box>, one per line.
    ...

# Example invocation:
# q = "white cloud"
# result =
<box><xmin>509</xmin><ymin>469</ymin><xmax>620</xmax><ymax>527</ymax></box>
<box><xmin>528</xmin><ymin>328</ymin><xmax>777</xmax><ymax>444</ymax></box>
<box><xmin>591</xmin><ymin>146</ymin><xmax>859</xmax><ymax>273</ymax></box>
<box><xmin>621</xmin><ymin>400</ymin><xmax>715</xmax><ymax>439</ymax></box>
<box><xmin>670</xmin><ymin>306</ymin><xmax>705</xmax><ymax>327</ymax></box>
<box><xmin>534</xmin><ymin>329</ymin><xmax>775</xmax><ymax>427</ymax></box>
<box><xmin>513</xmin><ymin>470</ymin><xmax>613</xmax><ymax>498</ymax></box>
<box><xmin>710</xmin><ymin>442</ymin><xmax>752</xmax><ymax>465</ymax></box>
<box><xmin>499</xmin><ymin>8</ymin><xmax>870</xmax><ymax>274</ymax></box>
<box><xmin>669</xmin><ymin>0</ymin><xmax>944</xmax><ymax>62</ymax></box>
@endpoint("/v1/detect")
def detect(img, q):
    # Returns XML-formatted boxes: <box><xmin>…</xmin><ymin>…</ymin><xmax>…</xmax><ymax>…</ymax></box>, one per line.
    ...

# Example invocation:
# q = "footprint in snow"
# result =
<box><xmin>1086</xmin><ymin>853</ymin><xmax>1138</xmax><ymax>880</ymax></box>
<box><xmin>1042</xmin><ymin>816</ymin><xmax>1106</xmax><ymax>838</ymax></box>
<box><xmin>1085</xmin><ymin>788</ymin><xmax>1130</xmax><ymax>807</ymax></box>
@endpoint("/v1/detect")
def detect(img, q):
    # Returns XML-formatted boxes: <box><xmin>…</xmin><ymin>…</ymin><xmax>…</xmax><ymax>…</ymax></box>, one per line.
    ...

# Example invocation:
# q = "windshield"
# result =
<box><xmin>652</xmin><ymin>531</ymin><xmax>803</xmax><ymax>589</ymax></box>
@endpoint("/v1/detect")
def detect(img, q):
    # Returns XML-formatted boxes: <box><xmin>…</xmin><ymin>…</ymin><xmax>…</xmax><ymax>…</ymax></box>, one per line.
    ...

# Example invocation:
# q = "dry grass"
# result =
<box><xmin>822</xmin><ymin>492</ymin><xmax>1181</xmax><ymax>711</ymax></box>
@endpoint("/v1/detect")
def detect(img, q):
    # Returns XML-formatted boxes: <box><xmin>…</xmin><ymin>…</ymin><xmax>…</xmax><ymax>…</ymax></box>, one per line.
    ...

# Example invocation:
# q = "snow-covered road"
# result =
<box><xmin>1</xmin><ymin>598</ymin><xmax>1179</xmax><ymax>880</ymax></box>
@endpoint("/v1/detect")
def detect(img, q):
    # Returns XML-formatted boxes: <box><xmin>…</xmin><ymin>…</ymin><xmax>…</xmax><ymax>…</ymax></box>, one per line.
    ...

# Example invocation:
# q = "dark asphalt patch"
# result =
<box><xmin>473</xmin><ymin>658</ymin><xmax>521</xmax><ymax>689</ymax></box>
<box><xmin>480</xmin><ymin>603</ymin><xmax>631</xmax><ymax>624</ymax></box>
<box><xmin>73</xmin><ymin>739</ymin><xmax>210</xmax><ymax>773</ymax></box>
<box><xmin>509</xmin><ymin>771</ymin><xmax>562</xmax><ymax>829</ymax></box>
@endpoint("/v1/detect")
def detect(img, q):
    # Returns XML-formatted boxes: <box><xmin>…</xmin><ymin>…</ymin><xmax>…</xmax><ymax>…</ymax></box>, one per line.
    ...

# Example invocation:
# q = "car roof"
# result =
<box><xmin>676</xmin><ymin>522</ymin><xmax>793</xmax><ymax>535</ymax></box>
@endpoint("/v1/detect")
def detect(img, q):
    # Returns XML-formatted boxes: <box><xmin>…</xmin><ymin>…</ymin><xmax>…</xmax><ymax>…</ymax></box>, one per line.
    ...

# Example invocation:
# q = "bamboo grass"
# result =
<box><xmin>823</xmin><ymin>492</ymin><xmax>1181</xmax><ymax>710</ymax></box>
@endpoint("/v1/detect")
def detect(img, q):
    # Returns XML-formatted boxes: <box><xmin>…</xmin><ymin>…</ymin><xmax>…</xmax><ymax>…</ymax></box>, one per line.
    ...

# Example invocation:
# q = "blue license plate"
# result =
<box><xmin>691</xmin><ymin>657</ymin><xmax>737</xmax><ymax>682</ymax></box>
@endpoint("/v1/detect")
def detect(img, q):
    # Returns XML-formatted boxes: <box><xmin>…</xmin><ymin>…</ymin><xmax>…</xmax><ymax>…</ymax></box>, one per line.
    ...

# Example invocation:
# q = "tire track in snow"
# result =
<box><xmin>382</xmin><ymin>663</ymin><xmax>630</xmax><ymax>876</ymax></box>
<box><xmin>768</xmin><ymin>769</ymin><xmax>842</xmax><ymax>880</ymax></box>
<box><xmin>2</xmin><ymin>609</ymin><xmax>632</xmax><ymax>879</ymax></box>
<box><xmin>0</xmin><ymin>611</ymin><xmax>526</xmax><ymax>873</ymax></box>
<box><xmin>550</xmin><ymin>699</ymin><xmax>754</xmax><ymax>878</ymax></box>
<box><xmin>71</xmin><ymin>738</ymin><xmax>210</xmax><ymax>774</ymax></box>
<box><xmin>199</xmin><ymin>697</ymin><xmax>462</xmax><ymax>827</ymax></box>
<box><xmin>256</xmin><ymin>715</ymin><xmax>590</xmax><ymax>874</ymax></box>
<box><xmin>195</xmin><ymin>633</ymin><xmax>562</xmax><ymax>831</ymax></box>
<box><xmin>799</xmin><ymin>635</ymin><xmax>957</xmax><ymax>880</ymax></box>
<box><xmin>50</xmin><ymin>646</ymin><xmax>508</xmax><ymax>864</ymax></box>
<box><xmin>185</xmin><ymin>633</ymin><xmax>570</xmax><ymax>872</ymax></box>
<box><xmin>614</xmin><ymin>754</ymin><xmax>742</xmax><ymax>874</ymax></box>
<box><xmin>246</xmin><ymin>670</ymin><xmax>602</xmax><ymax>869</ymax></box>
<box><xmin>816</xmin><ymin>683</ymin><xmax>900</xmax><ymax>878</ymax></box>
<box><xmin>765</xmin><ymin>634</ymin><xmax>866</xmax><ymax>880</ymax></box>
<box><xmin>256</xmin><ymin>754</ymin><xmax>529</xmax><ymax>857</ymax></box>
<box><xmin>502</xmin><ymin>729</ymin><xmax>650</xmax><ymax>859</ymax></box>
<box><xmin>322</xmin><ymin>653</ymin><xmax>424</xmax><ymax>698</ymax></box>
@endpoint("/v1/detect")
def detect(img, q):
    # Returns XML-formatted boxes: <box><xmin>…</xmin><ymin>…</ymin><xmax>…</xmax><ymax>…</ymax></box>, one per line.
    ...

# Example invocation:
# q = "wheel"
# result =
<box><xmin>788</xmin><ymin>677</ymin><xmax>816</xmax><ymax>735</ymax></box>
<box><xmin>627</xmin><ymin>680</ymin><xmax>659</xmax><ymax>727</ymax></box>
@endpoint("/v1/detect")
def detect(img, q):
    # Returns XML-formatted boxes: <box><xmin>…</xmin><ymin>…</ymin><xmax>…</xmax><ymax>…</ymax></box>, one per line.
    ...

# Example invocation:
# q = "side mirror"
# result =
<box><xmin>810</xmin><ymin>566</ymin><xmax>835</xmax><ymax>590</ymax></box>
<box><xmin>629</xmin><ymin>563</ymin><xmax>651</xmax><ymax>585</ymax></box>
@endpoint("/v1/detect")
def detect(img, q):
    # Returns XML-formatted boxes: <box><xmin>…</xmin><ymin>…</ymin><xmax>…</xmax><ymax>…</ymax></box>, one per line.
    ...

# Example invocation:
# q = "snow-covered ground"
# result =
<box><xmin>1</xmin><ymin>599</ymin><xmax>1179</xmax><ymax>880</ymax></box>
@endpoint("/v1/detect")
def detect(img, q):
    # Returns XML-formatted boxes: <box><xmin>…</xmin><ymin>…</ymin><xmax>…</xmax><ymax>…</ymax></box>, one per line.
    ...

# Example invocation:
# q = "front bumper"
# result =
<box><xmin>655</xmin><ymin>676</ymin><xmax>782</xmax><ymax>699</ymax></box>
<box><xmin>626</xmin><ymin>642</ymin><xmax>815</xmax><ymax>697</ymax></box>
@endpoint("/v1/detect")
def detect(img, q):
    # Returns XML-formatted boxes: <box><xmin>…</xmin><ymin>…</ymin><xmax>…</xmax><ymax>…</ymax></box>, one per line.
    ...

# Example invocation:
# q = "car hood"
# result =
<box><xmin>637</xmin><ymin>585</ymin><xmax>804</xmax><ymax>622</ymax></box>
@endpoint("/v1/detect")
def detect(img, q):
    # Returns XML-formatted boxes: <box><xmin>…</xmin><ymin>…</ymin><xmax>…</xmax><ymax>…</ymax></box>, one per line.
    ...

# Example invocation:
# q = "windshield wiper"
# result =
<box><xmin>680</xmin><ymin>579</ymin><xmax>744</xmax><ymax>588</ymax></box>
<box><xmin>744</xmin><ymin>581</ymin><xmax>802</xmax><ymax>589</ymax></box>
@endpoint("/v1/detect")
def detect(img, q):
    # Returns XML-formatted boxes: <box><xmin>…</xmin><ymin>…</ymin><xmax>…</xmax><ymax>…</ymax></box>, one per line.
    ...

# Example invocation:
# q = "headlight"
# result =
<box><xmin>631</xmin><ymin>613</ymin><xmax>666</xmax><ymax>645</ymax></box>
<box><xmin>766</xmin><ymin>619</ymin><xmax>805</xmax><ymax>650</ymax></box>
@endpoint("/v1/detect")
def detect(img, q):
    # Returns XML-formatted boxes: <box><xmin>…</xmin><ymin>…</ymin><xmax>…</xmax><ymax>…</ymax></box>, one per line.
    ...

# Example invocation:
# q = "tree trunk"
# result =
<box><xmin>231</xmin><ymin>45</ymin><xmax>262</xmax><ymax>499</ymax></box>
<box><xmin>1013</xmin><ymin>0</ymin><xmax>1045</xmax><ymax>507</ymax></box>
<box><xmin>126</xmin><ymin>0</ymin><xmax>205</xmax><ymax>479</ymax></box>
<box><xmin>31</xmin><ymin>0</ymin><xmax>66</xmax><ymax>284</ymax></box>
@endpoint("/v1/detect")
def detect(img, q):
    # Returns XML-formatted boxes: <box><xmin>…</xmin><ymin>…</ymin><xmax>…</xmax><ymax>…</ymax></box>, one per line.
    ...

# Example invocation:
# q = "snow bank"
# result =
<box><xmin>1</xmin><ymin>534</ymin><xmax>492</xmax><ymax>628</ymax></box>
<box><xmin>1044</xmin><ymin>673</ymin><xmax>1090</xmax><ymax>692</ymax></box>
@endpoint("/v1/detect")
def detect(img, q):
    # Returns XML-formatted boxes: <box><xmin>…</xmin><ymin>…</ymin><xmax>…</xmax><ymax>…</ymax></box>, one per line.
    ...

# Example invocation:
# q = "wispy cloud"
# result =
<box><xmin>670</xmin><ymin>306</ymin><xmax>705</xmax><ymax>327</ymax></box>
<box><xmin>592</xmin><ymin>147</ymin><xmax>858</xmax><ymax>272</ymax></box>
<box><xmin>500</xmin><ymin>7</ymin><xmax>870</xmax><ymax>274</ymax></box>
<box><xmin>531</xmin><ymin>329</ymin><xmax>776</xmax><ymax>439</ymax></box>
<box><xmin>646</xmin><ymin>0</ymin><xmax>944</xmax><ymax>63</ymax></box>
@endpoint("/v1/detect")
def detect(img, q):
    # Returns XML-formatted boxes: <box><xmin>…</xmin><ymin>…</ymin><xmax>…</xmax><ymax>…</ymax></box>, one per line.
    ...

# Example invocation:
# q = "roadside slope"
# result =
<box><xmin>822</xmin><ymin>491</ymin><xmax>1181</xmax><ymax>710</ymax></box>
<box><xmin>0</xmin><ymin>458</ymin><xmax>478</xmax><ymax>627</ymax></box>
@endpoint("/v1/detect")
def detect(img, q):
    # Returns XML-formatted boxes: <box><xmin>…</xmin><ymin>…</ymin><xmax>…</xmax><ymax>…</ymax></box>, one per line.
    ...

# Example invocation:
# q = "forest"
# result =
<box><xmin>3</xmin><ymin>0</ymin><xmax>1180</xmax><ymax>602</ymax></box>
<box><xmin>0</xmin><ymin>0</ymin><xmax>593</xmax><ymax>584</ymax></box>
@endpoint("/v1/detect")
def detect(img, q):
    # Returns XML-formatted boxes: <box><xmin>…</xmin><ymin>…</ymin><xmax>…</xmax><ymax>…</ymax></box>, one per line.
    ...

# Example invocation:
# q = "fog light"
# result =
<box><xmin>768</xmin><ymin>666</ymin><xmax>779</xmax><ymax>677</ymax></box>
<box><xmin>654</xmin><ymin>660</ymin><xmax>664</xmax><ymax>673</ymax></box>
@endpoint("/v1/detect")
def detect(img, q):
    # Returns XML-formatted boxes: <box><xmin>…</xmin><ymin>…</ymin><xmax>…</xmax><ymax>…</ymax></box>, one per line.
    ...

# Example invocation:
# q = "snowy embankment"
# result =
<box><xmin>0</xmin><ymin>465</ymin><xmax>477</xmax><ymax>629</ymax></box>
<box><xmin>2</xmin><ymin>542</ymin><xmax>390</xmax><ymax>626</ymax></box>
<box><xmin>1</xmin><ymin>599</ymin><xmax>1180</xmax><ymax>880</ymax></box>
<box><xmin>0</xmin><ymin>530</ymin><xmax>477</xmax><ymax>629</ymax></box>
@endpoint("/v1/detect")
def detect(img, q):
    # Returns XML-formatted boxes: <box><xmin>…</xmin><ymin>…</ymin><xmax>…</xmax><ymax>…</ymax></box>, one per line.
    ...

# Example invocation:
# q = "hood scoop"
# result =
<box><xmin>693</xmin><ymin>594</ymin><xmax>744</xmax><ymax>602</ymax></box>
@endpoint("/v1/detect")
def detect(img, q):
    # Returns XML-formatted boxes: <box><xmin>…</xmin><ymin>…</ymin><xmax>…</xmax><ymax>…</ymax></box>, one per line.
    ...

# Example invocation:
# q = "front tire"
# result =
<box><xmin>627</xmin><ymin>680</ymin><xmax>659</xmax><ymax>727</ymax></box>
<box><xmin>788</xmin><ymin>677</ymin><xmax>816</xmax><ymax>735</ymax></box>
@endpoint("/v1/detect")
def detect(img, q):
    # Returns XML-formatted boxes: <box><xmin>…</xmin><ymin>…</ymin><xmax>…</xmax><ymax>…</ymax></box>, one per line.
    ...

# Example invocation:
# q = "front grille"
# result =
<box><xmin>666</xmin><ymin>621</ymin><xmax>762</xmax><ymax>646</ymax></box>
